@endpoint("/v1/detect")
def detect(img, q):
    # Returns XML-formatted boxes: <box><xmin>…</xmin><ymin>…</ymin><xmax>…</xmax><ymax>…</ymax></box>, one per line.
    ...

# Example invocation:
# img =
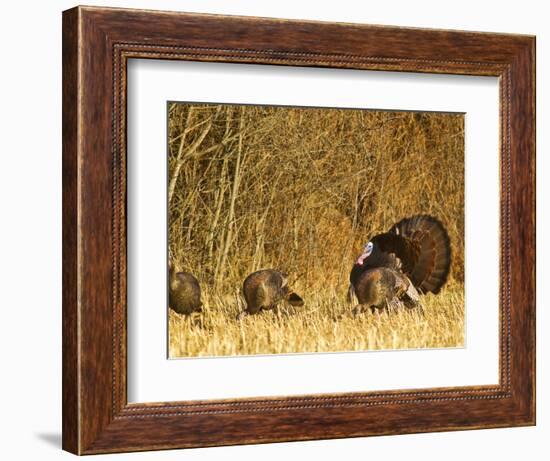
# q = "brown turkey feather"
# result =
<box><xmin>240</xmin><ymin>269</ymin><xmax>304</xmax><ymax>317</ymax></box>
<box><xmin>387</xmin><ymin>215</ymin><xmax>452</xmax><ymax>293</ymax></box>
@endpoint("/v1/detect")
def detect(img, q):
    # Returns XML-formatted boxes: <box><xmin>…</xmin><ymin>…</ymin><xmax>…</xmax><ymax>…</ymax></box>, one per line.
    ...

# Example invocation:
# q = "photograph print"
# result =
<box><xmin>167</xmin><ymin>102</ymin><xmax>464</xmax><ymax>358</ymax></box>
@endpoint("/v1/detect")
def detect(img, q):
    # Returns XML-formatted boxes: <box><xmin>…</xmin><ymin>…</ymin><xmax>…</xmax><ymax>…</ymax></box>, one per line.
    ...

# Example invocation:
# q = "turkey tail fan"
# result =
<box><xmin>389</xmin><ymin>215</ymin><xmax>452</xmax><ymax>294</ymax></box>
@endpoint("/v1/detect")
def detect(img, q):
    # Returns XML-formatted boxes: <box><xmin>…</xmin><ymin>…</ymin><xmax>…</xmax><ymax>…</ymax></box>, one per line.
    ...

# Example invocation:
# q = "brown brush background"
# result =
<box><xmin>168</xmin><ymin>102</ymin><xmax>464</xmax><ymax>357</ymax></box>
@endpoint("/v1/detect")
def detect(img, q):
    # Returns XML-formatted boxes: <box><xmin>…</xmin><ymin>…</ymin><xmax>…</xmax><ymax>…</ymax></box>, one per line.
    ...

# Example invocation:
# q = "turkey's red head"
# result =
<box><xmin>355</xmin><ymin>241</ymin><xmax>373</xmax><ymax>266</ymax></box>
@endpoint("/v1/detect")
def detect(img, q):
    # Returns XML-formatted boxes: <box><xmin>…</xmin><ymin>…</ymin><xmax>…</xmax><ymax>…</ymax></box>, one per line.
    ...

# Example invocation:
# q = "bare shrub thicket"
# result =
<box><xmin>168</xmin><ymin>103</ymin><xmax>464</xmax><ymax>295</ymax></box>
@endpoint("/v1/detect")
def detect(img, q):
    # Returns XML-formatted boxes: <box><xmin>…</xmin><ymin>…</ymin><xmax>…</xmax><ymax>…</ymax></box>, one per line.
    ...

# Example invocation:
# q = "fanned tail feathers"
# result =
<box><xmin>390</xmin><ymin>215</ymin><xmax>451</xmax><ymax>293</ymax></box>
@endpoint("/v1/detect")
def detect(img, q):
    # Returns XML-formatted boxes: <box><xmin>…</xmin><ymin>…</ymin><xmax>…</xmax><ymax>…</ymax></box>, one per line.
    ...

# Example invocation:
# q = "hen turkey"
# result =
<box><xmin>238</xmin><ymin>269</ymin><xmax>304</xmax><ymax>319</ymax></box>
<box><xmin>169</xmin><ymin>262</ymin><xmax>203</xmax><ymax>316</ymax></box>
<box><xmin>349</xmin><ymin>215</ymin><xmax>451</xmax><ymax>314</ymax></box>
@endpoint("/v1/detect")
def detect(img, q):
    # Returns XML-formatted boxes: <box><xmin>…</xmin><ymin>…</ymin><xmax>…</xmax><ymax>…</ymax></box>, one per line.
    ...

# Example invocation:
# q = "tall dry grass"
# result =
<box><xmin>167</xmin><ymin>103</ymin><xmax>464</xmax><ymax>357</ymax></box>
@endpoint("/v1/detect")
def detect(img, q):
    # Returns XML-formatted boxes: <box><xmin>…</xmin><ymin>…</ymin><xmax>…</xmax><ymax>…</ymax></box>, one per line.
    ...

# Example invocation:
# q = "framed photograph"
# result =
<box><xmin>62</xmin><ymin>5</ymin><xmax>535</xmax><ymax>455</ymax></box>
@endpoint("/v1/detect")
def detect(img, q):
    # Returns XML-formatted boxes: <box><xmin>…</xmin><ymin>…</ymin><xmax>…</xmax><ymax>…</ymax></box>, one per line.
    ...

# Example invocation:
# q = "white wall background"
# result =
<box><xmin>0</xmin><ymin>1</ymin><xmax>545</xmax><ymax>459</ymax></box>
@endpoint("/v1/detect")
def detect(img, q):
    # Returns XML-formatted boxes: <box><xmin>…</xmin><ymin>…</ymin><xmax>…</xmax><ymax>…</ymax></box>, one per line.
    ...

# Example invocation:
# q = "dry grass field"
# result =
<box><xmin>167</xmin><ymin>103</ymin><xmax>465</xmax><ymax>358</ymax></box>
<box><xmin>169</xmin><ymin>282</ymin><xmax>464</xmax><ymax>357</ymax></box>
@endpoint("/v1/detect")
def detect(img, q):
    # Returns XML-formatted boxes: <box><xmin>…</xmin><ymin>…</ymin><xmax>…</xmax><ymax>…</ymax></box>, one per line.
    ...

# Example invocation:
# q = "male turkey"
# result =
<box><xmin>168</xmin><ymin>262</ymin><xmax>202</xmax><ymax>316</ymax></box>
<box><xmin>238</xmin><ymin>269</ymin><xmax>304</xmax><ymax>319</ymax></box>
<box><xmin>349</xmin><ymin>215</ymin><xmax>452</xmax><ymax>314</ymax></box>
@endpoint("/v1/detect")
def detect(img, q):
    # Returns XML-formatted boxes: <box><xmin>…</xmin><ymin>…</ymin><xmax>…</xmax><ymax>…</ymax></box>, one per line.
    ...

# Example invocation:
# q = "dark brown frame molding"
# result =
<box><xmin>62</xmin><ymin>5</ymin><xmax>535</xmax><ymax>455</ymax></box>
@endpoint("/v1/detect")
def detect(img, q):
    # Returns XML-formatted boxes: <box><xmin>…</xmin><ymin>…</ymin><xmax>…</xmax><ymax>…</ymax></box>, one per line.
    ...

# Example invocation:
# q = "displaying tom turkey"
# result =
<box><xmin>349</xmin><ymin>215</ymin><xmax>452</xmax><ymax>314</ymax></box>
<box><xmin>168</xmin><ymin>262</ymin><xmax>203</xmax><ymax>315</ymax></box>
<box><xmin>238</xmin><ymin>269</ymin><xmax>304</xmax><ymax>319</ymax></box>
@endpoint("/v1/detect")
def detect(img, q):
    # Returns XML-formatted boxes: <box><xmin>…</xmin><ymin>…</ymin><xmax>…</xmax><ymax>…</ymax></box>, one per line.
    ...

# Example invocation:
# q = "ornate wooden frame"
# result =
<box><xmin>62</xmin><ymin>5</ymin><xmax>535</xmax><ymax>455</ymax></box>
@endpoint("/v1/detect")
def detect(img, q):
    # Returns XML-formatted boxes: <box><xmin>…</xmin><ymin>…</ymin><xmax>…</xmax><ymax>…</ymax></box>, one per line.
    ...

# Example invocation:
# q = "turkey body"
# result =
<box><xmin>240</xmin><ymin>269</ymin><xmax>304</xmax><ymax>318</ymax></box>
<box><xmin>169</xmin><ymin>266</ymin><xmax>202</xmax><ymax>315</ymax></box>
<box><xmin>350</xmin><ymin>215</ymin><xmax>451</xmax><ymax>314</ymax></box>
<box><xmin>352</xmin><ymin>267</ymin><xmax>419</xmax><ymax>313</ymax></box>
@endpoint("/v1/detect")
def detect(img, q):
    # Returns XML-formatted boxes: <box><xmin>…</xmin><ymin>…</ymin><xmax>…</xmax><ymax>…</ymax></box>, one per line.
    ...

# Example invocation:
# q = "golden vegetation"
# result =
<box><xmin>169</xmin><ymin>282</ymin><xmax>464</xmax><ymax>357</ymax></box>
<box><xmin>168</xmin><ymin>103</ymin><xmax>465</xmax><ymax>358</ymax></box>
